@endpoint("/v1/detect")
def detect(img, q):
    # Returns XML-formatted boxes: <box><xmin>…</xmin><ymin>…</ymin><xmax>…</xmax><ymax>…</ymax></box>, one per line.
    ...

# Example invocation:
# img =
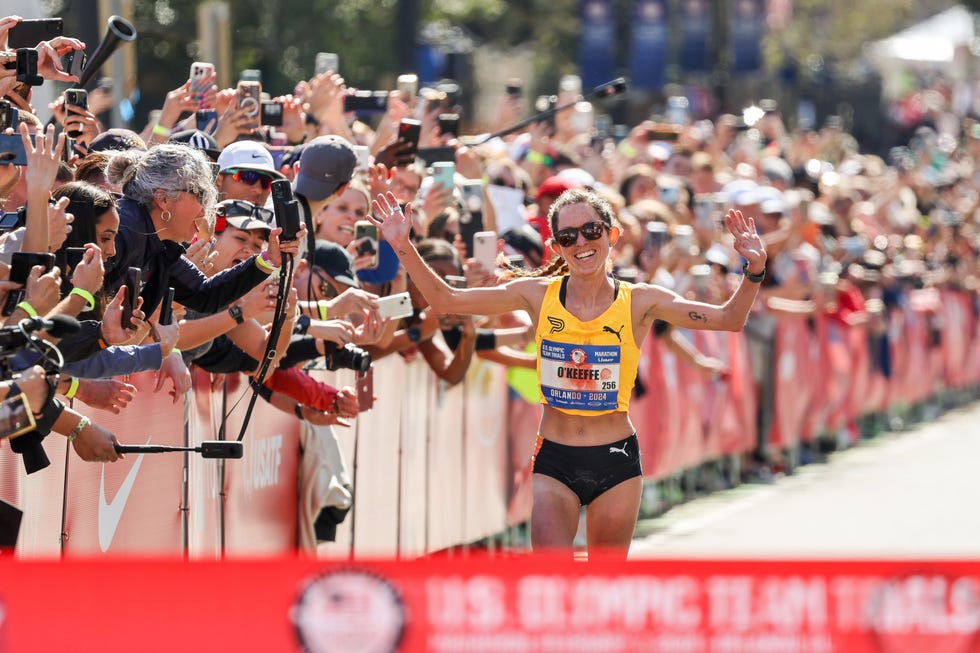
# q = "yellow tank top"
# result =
<box><xmin>535</xmin><ymin>276</ymin><xmax>640</xmax><ymax>415</ymax></box>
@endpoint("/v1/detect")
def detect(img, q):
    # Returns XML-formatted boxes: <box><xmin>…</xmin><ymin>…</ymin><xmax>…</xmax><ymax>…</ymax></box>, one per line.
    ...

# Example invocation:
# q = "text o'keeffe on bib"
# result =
<box><xmin>539</xmin><ymin>339</ymin><xmax>620</xmax><ymax>411</ymax></box>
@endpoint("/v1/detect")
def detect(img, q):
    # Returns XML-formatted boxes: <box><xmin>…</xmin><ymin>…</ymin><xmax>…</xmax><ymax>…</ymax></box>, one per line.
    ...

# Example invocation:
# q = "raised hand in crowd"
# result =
<box><xmin>233</xmin><ymin>277</ymin><xmax>282</xmax><ymax>325</ymax></box>
<box><xmin>35</xmin><ymin>36</ymin><xmax>84</xmax><ymax>84</ymax></box>
<box><xmin>149</xmin><ymin>80</ymin><xmax>201</xmax><ymax>143</ymax></box>
<box><xmin>184</xmin><ymin>235</ymin><xmax>217</xmax><ymax>275</ymax></box>
<box><xmin>21</xmin><ymin>264</ymin><xmax>61</xmax><ymax>319</ymax></box>
<box><xmin>275</xmin><ymin>94</ymin><xmax>307</xmax><ymax>146</ymax></box>
<box><xmin>100</xmin><ymin>285</ymin><xmax>147</xmax><ymax>346</ymax></box>
<box><xmin>68</xmin><ymin>244</ymin><xmax>104</xmax><ymax>299</ymax></box>
<box><xmin>308</xmin><ymin>319</ymin><xmax>356</xmax><ymax>346</ymax></box>
<box><xmin>374</xmin><ymin>139</ymin><xmax>415</xmax><ymax>170</ymax></box>
<box><xmin>321</xmin><ymin>286</ymin><xmax>380</xmax><ymax>322</ymax></box>
<box><xmin>306</xmin><ymin>71</ymin><xmax>352</xmax><ymax>140</ymax></box>
<box><xmin>72</xmin><ymin>378</ymin><xmax>138</xmax><ymax>415</ymax></box>
<box><xmin>62</xmin><ymin>102</ymin><xmax>102</xmax><ymax>154</ymax></box>
<box><xmin>264</xmin><ymin>223</ymin><xmax>306</xmax><ymax>267</ymax></box>
<box><xmin>20</xmin><ymin>123</ymin><xmax>65</xmax><ymax>253</ymax></box>
<box><xmin>46</xmin><ymin>196</ymin><xmax>73</xmax><ymax>253</ymax></box>
<box><xmin>212</xmin><ymin>102</ymin><xmax>257</xmax><ymax>149</ymax></box>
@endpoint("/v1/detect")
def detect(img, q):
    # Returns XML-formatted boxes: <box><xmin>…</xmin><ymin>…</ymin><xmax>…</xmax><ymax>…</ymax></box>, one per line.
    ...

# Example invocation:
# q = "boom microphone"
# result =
<box><xmin>113</xmin><ymin>441</ymin><xmax>244</xmax><ymax>459</ymax></box>
<box><xmin>20</xmin><ymin>315</ymin><xmax>80</xmax><ymax>337</ymax></box>
<box><xmin>77</xmin><ymin>15</ymin><xmax>137</xmax><ymax>89</ymax></box>
<box><xmin>478</xmin><ymin>77</ymin><xmax>628</xmax><ymax>143</ymax></box>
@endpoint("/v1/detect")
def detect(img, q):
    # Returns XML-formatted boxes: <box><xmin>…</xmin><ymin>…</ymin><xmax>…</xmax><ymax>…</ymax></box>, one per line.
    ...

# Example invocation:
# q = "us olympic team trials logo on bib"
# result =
<box><xmin>539</xmin><ymin>339</ymin><xmax>620</xmax><ymax>411</ymax></box>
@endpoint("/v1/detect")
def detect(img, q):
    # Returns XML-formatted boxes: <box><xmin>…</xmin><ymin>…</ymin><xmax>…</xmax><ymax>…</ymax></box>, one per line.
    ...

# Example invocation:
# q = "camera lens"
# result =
<box><xmin>324</xmin><ymin>343</ymin><xmax>372</xmax><ymax>372</ymax></box>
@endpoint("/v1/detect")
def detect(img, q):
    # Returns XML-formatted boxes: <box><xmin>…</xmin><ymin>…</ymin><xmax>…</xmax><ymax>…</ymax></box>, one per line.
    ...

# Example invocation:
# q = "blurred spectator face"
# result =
<box><xmin>212</xmin><ymin>225</ymin><xmax>266</xmax><ymax>272</ymax></box>
<box><xmin>625</xmin><ymin>174</ymin><xmax>658</xmax><ymax>206</ymax></box>
<box><xmin>216</xmin><ymin>168</ymin><xmax>275</xmax><ymax>205</ymax></box>
<box><xmin>95</xmin><ymin>207</ymin><xmax>120</xmax><ymax>261</ymax></box>
<box><xmin>314</xmin><ymin>186</ymin><xmax>369</xmax><ymax>246</ymax></box>
<box><xmin>390</xmin><ymin>168</ymin><xmax>422</xmax><ymax>204</ymax></box>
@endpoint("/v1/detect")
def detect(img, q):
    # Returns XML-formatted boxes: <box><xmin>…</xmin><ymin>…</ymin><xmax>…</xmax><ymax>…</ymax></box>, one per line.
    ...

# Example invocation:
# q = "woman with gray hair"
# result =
<box><xmin>102</xmin><ymin>143</ymin><xmax>302</xmax><ymax>317</ymax></box>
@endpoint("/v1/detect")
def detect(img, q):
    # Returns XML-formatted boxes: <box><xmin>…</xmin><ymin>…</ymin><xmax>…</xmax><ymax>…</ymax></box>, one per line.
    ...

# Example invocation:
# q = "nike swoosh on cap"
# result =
<box><xmin>97</xmin><ymin>451</ymin><xmax>146</xmax><ymax>552</ymax></box>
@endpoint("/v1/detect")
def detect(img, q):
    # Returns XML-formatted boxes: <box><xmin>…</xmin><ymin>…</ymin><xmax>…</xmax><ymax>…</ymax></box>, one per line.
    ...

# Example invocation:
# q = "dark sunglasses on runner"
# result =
<box><xmin>553</xmin><ymin>221</ymin><xmax>609</xmax><ymax>248</ymax></box>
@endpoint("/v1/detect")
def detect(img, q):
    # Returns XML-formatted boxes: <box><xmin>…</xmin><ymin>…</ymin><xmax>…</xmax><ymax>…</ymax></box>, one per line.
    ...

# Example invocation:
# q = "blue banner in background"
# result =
<box><xmin>678</xmin><ymin>0</ymin><xmax>711</xmax><ymax>72</ymax></box>
<box><xmin>629</xmin><ymin>0</ymin><xmax>668</xmax><ymax>90</ymax></box>
<box><xmin>579</xmin><ymin>0</ymin><xmax>616</xmax><ymax>89</ymax></box>
<box><xmin>730</xmin><ymin>0</ymin><xmax>765</xmax><ymax>73</ymax></box>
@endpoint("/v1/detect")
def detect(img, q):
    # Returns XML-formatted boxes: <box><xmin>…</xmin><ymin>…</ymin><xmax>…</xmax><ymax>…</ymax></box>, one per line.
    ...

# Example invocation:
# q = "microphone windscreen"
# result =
<box><xmin>199</xmin><ymin>441</ymin><xmax>243</xmax><ymax>459</ymax></box>
<box><xmin>47</xmin><ymin>315</ymin><xmax>81</xmax><ymax>337</ymax></box>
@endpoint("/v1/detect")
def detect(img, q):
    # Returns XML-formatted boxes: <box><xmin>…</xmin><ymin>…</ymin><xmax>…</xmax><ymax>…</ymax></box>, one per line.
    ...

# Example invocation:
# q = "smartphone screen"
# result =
<box><xmin>473</xmin><ymin>231</ymin><xmax>497</xmax><ymax>271</ymax></box>
<box><xmin>65</xmin><ymin>247</ymin><xmax>86</xmax><ymax>278</ymax></box>
<box><xmin>3</xmin><ymin>252</ymin><xmax>55</xmax><ymax>316</ymax></box>
<box><xmin>196</xmin><ymin>108</ymin><xmax>218</xmax><ymax>133</ymax></box>
<box><xmin>121</xmin><ymin>267</ymin><xmax>141</xmax><ymax>329</ymax></box>
<box><xmin>398</xmin><ymin>119</ymin><xmax>421</xmax><ymax>159</ymax></box>
<box><xmin>356</xmin><ymin>368</ymin><xmax>374</xmax><ymax>411</ymax></box>
<box><xmin>260</xmin><ymin>101</ymin><xmax>283</xmax><ymax>126</ymax></box>
<box><xmin>159</xmin><ymin>287</ymin><xmax>175</xmax><ymax>326</ymax></box>
<box><xmin>0</xmin><ymin>393</ymin><xmax>36</xmax><ymax>440</ymax></box>
<box><xmin>0</xmin><ymin>134</ymin><xmax>29</xmax><ymax>166</ymax></box>
<box><xmin>236</xmin><ymin>81</ymin><xmax>261</xmax><ymax>130</ymax></box>
<box><xmin>437</xmin><ymin>113</ymin><xmax>459</xmax><ymax>137</ymax></box>
<box><xmin>354</xmin><ymin>220</ymin><xmax>379</xmax><ymax>269</ymax></box>
<box><xmin>8</xmin><ymin>18</ymin><xmax>64</xmax><ymax>48</ymax></box>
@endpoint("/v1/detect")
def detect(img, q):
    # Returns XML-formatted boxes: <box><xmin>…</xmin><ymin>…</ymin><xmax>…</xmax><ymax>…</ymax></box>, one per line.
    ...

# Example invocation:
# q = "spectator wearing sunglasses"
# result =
<box><xmin>177</xmin><ymin>199</ymin><xmax>295</xmax><ymax>376</ymax></box>
<box><xmin>373</xmin><ymin>187</ymin><xmax>767</xmax><ymax>559</ymax></box>
<box><xmin>216</xmin><ymin>141</ymin><xmax>286</xmax><ymax>206</ymax></box>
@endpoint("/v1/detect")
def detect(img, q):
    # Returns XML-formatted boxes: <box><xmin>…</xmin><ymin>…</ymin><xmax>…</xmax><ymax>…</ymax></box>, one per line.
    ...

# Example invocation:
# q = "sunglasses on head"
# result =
<box><xmin>214</xmin><ymin>200</ymin><xmax>274</xmax><ymax>232</ymax></box>
<box><xmin>553</xmin><ymin>221</ymin><xmax>608</xmax><ymax>248</ymax></box>
<box><xmin>227</xmin><ymin>168</ymin><xmax>274</xmax><ymax>189</ymax></box>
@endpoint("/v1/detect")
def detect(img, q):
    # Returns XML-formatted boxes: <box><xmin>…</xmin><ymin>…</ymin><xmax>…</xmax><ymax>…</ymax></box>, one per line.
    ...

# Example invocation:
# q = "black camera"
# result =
<box><xmin>3</xmin><ymin>49</ymin><xmax>43</xmax><ymax>86</ymax></box>
<box><xmin>323</xmin><ymin>342</ymin><xmax>371</xmax><ymax>373</ymax></box>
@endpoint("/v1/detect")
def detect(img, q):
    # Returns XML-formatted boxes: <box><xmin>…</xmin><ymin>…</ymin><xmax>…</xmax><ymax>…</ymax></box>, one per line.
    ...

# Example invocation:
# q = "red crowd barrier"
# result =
<box><xmin>1</xmin><ymin>555</ymin><xmax>979</xmax><ymax>653</ymax></box>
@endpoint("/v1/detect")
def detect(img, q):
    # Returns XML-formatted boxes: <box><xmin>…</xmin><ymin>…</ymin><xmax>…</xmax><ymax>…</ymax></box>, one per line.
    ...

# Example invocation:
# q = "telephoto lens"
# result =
<box><xmin>324</xmin><ymin>342</ymin><xmax>371</xmax><ymax>373</ymax></box>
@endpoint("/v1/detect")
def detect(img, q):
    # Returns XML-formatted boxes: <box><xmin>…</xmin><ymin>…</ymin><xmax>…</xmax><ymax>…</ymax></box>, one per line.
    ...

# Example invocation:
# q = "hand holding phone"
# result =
<box><xmin>398</xmin><ymin>119</ymin><xmax>421</xmax><ymax>160</ymax></box>
<box><xmin>3</xmin><ymin>252</ymin><xmax>55</xmax><ymax>316</ymax></box>
<box><xmin>472</xmin><ymin>231</ymin><xmax>497</xmax><ymax>271</ymax></box>
<box><xmin>121</xmin><ymin>267</ymin><xmax>141</xmax><ymax>330</ymax></box>
<box><xmin>376</xmin><ymin>292</ymin><xmax>413</xmax><ymax>321</ymax></box>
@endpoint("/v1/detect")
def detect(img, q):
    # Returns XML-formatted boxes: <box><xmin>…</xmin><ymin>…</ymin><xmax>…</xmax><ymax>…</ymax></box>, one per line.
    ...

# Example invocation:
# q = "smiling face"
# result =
<box><xmin>550</xmin><ymin>202</ymin><xmax>618</xmax><ymax>274</ymax></box>
<box><xmin>314</xmin><ymin>186</ymin><xmax>369</xmax><ymax>246</ymax></box>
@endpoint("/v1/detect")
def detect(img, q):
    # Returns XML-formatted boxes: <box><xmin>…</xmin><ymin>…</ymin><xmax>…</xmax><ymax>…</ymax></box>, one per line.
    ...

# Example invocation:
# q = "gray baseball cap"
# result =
<box><xmin>293</xmin><ymin>135</ymin><xmax>357</xmax><ymax>201</ymax></box>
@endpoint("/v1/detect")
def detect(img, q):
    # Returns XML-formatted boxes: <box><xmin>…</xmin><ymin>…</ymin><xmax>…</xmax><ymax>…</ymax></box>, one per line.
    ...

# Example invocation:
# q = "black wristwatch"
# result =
<box><xmin>228</xmin><ymin>305</ymin><xmax>244</xmax><ymax>324</ymax></box>
<box><xmin>742</xmin><ymin>263</ymin><xmax>766</xmax><ymax>283</ymax></box>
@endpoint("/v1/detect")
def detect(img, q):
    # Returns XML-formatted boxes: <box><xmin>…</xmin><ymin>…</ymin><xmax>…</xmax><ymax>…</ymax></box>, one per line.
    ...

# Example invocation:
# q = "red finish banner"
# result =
<box><xmin>1</xmin><ymin>556</ymin><xmax>979</xmax><ymax>653</ymax></box>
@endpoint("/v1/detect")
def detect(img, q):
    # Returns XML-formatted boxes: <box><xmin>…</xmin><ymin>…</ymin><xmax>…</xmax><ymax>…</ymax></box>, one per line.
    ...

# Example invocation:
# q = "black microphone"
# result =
<box><xmin>113</xmin><ymin>441</ymin><xmax>244</xmax><ymax>459</ymax></box>
<box><xmin>478</xmin><ymin>77</ymin><xmax>629</xmax><ymax>144</ymax></box>
<box><xmin>592</xmin><ymin>77</ymin><xmax>627</xmax><ymax>98</ymax></box>
<box><xmin>20</xmin><ymin>315</ymin><xmax>81</xmax><ymax>337</ymax></box>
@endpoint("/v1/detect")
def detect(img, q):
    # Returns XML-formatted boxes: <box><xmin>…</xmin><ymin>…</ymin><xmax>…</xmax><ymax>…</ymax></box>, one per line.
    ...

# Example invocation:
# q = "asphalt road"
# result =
<box><xmin>630</xmin><ymin>402</ymin><xmax>980</xmax><ymax>559</ymax></box>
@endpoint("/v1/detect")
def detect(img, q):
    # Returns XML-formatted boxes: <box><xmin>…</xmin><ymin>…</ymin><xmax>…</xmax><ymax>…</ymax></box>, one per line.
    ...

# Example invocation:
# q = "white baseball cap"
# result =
<box><xmin>217</xmin><ymin>141</ymin><xmax>286</xmax><ymax>179</ymax></box>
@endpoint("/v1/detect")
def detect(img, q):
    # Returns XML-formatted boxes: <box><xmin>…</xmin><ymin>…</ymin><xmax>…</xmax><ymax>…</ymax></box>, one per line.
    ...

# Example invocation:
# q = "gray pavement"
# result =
<box><xmin>630</xmin><ymin>402</ymin><xmax>980</xmax><ymax>559</ymax></box>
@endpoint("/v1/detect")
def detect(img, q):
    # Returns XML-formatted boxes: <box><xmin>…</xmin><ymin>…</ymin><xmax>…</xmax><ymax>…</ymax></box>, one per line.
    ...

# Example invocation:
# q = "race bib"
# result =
<box><xmin>539</xmin><ymin>339</ymin><xmax>620</xmax><ymax>411</ymax></box>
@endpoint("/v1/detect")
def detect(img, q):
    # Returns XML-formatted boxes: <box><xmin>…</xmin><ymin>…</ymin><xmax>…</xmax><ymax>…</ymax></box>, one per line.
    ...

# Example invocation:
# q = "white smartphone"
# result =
<box><xmin>473</xmin><ymin>231</ymin><xmax>497</xmax><ymax>271</ymax></box>
<box><xmin>189</xmin><ymin>62</ymin><xmax>214</xmax><ymax>100</ymax></box>
<box><xmin>376</xmin><ymin>292</ymin><xmax>413</xmax><ymax>321</ymax></box>
<box><xmin>315</xmin><ymin>52</ymin><xmax>339</xmax><ymax>76</ymax></box>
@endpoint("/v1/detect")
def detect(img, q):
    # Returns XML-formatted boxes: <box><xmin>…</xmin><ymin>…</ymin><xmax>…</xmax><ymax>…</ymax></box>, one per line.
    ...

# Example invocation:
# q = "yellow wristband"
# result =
<box><xmin>65</xmin><ymin>377</ymin><xmax>79</xmax><ymax>400</ymax></box>
<box><xmin>317</xmin><ymin>300</ymin><xmax>328</xmax><ymax>321</ymax></box>
<box><xmin>171</xmin><ymin>347</ymin><xmax>181</xmax><ymax>355</ymax></box>
<box><xmin>70</xmin><ymin>287</ymin><xmax>96</xmax><ymax>311</ymax></box>
<box><xmin>152</xmin><ymin>124</ymin><xmax>171</xmax><ymax>138</ymax></box>
<box><xmin>618</xmin><ymin>140</ymin><xmax>638</xmax><ymax>159</ymax></box>
<box><xmin>255</xmin><ymin>253</ymin><xmax>276</xmax><ymax>272</ymax></box>
<box><xmin>15</xmin><ymin>301</ymin><xmax>37</xmax><ymax>318</ymax></box>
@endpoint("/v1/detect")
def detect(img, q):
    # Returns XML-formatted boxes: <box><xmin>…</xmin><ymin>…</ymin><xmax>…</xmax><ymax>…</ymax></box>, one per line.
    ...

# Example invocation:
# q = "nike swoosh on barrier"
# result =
<box><xmin>97</xmin><ymin>452</ymin><xmax>146</xmax><ymax>552</ymax></box>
